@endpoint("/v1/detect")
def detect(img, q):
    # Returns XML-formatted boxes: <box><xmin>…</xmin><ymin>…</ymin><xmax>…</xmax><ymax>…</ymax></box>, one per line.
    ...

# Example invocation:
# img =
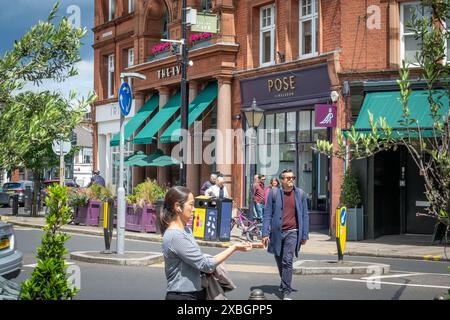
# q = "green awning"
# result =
<box><xmin>110</xmin><ymin>94</ymin><xmax>159</xmax><ymax>147</ymax></box>
<box><xmin>160</xmin><ymin>82</ymin><xmax>218</xmax><ymax>143</ymax></box>
<box><xmin>350</xmin><ymin>90</ymin><xmax>448</xmax><ymax>138</ymax></box>
<box><xmin>114</xmin><ymin>151</ymin><xmax>147</xmax><ymax>167</ymax></box>
<box><xmin>132</xmin><ymin>91</ymin><xmax>181</xmax><ymax>145</ymax></box>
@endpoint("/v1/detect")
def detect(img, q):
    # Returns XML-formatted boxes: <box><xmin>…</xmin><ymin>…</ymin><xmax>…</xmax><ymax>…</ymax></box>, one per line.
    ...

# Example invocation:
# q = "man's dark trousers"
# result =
<box><xmin>274</xmin><ymin>229</ymin><xmax>298</xmax><ymax>294</ymax></box>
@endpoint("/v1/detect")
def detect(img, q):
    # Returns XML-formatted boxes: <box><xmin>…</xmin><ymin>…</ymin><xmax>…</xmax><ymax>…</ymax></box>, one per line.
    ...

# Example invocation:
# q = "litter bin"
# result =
<box><xmin>193</xmin><ymin>196</ymin><xmax>211</xmax><ymax>239</ymax></box>
<box><xmin>211</xmin><ymin>197</ymin><xmax>233</xmax><ymax>242</ymax></box>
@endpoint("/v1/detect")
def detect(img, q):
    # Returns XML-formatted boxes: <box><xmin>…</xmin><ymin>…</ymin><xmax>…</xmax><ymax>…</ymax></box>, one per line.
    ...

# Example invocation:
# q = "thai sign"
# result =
<box><xmin>315</xmin><ymin>104</ymin><xmax>337</xmax><ymax>127</ymax></box>
<box><xmin>191</xmin><ymin>13</ymin><xmax>219</xmax><ymax>33</ymax></box>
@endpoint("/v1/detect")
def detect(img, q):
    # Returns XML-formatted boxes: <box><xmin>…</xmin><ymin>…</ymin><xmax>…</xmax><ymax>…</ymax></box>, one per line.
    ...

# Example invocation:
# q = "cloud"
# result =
<box><xmin>20</xmin><ymin>59</ymin><xmax>94</xmax><ymax>100</ymax></box>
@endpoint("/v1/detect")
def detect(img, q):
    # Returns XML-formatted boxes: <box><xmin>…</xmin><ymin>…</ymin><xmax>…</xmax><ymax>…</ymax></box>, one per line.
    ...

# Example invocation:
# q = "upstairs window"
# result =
<box><xmin>260</xmin><ymin>4</ymin><xmax>276</xmax><ymax>66</ymax></box>
<box><xmin>107</xmin><ymin>54</ymin><xmax>115</xmax><ymax>98</ymax></box>
<box><xmin>108</xmin><ymin>0</ymin><xmax>116</xmax><ymax>21</ymax></box>
<box><xmin>128</xmin><ymin>48</ymin><xmax>134</xmax><ymax>67</ymax></box>
<box><xmin>400</xmin><ymin>2</ymin><xmax>432</xmax><ymax>65</ymax></box>
<box><xmin>300</xmin><ymin>0</ymin><xmax>319</xmax><ymax>58</ymax></box>
<box><xmin>201</xmin><ymin>0</ymin><xmax>213</xmax><ymax>12</ymax></box>
<box><xmin>129</xmin><ymin>0</ymin><xmax>135</xmax><ymax>14</ymax></box>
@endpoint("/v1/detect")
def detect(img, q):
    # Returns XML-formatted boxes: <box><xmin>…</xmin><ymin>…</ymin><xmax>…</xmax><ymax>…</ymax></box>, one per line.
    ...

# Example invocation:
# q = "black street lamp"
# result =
<box><xmin>180</xmin><ymin>0</ymin><xmax>189</xmax><ymax>187</ymax></box>
<box><xmin>242</xmin><ymin>98</ymin><xmax>264</xmax><ymax>210</ymax></box>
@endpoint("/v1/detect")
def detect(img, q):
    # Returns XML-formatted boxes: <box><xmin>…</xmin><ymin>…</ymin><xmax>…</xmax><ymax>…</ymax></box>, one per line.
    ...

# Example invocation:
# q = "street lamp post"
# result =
<box><xmin>180</xmin><ymin>0</ymin><xmax>189</xmax><ymax>187</ymax></box>
<box><xmin>117</xmin><ymin>72</ymin><xmax>146</xmax><ymax>255</ymax></box>
<box><xmin>242</xmin><ymin>98</ymin><xmax>264</xmax><ymax>211</ymax></box>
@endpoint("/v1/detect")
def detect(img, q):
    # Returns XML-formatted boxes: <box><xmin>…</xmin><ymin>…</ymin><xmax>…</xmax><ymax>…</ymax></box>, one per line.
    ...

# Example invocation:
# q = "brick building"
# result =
<box><xmin>93</xmin><ymin>0</ymin><xmax>442</xmax><ymax>238</ymax></box>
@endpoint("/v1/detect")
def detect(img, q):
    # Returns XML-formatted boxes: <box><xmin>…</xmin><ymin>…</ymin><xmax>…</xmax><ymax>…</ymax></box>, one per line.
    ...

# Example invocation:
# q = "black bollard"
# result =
<box><xmin>11</xmin><ymin>195</ymin><xmax>19</xmax><ymax>216</ymax></box>
<box><xmin>248</xmin><ymin>289</ymin><xmax>267</xmax><ymax>300</ymax></box>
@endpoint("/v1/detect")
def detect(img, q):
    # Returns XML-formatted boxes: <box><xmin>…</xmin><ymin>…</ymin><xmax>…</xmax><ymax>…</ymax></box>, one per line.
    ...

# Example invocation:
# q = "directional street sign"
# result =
<box><xmin>52</xmin><ymin>139</ymin><xmax>71</xmax><ymax>155</ymax></box>
<box><xmin>118</xmin><ymin>82</ymin><xmax>132</xmax><ymax>116</ymax></box>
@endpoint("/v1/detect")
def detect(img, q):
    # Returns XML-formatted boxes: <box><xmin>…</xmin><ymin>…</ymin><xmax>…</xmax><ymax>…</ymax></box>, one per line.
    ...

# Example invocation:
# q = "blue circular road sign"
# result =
<box><xmin>340</xmin><ymin>207</ymin><xmax>347</xmax><ymax>226</ymax></box>
<box><xmin>118</xmin><ymin>82</ymin><xmax>132</xmax><ymax>116</ymax></box>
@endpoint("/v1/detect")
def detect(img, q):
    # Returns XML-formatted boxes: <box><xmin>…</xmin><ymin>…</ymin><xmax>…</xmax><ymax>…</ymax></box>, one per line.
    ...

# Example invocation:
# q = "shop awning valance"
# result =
<box><xmin>110</xmin><ymin>94</ymin><xmax>159</xmax><ymax>147</ymax></box>
<box><xmin>349</xmin><ymin>90</ymin><xmax>448</xmax><ymax>138</ymax></box>
<box><xmin>132</xmin><ymin>91</ymin><xmax>181</xmax><ymax>145</ymax></box>
<box><xmin>160</xmin><ymin>82</ymin><xmax>218</xmax><ymax>143</ymax></box>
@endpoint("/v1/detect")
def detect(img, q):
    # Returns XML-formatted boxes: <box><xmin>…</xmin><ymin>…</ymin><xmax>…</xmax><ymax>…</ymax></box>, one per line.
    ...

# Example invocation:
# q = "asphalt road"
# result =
<box><xmin>7</xmin><ymin>226</ymin><xmax>450</xmax><ymax>300</ymax></box>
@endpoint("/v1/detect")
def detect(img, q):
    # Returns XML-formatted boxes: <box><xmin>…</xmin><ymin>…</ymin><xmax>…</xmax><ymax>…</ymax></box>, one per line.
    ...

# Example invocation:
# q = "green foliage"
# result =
<box><xmin>340</xmin><ymin>169</ymin><xmax>362</xmax><ymax>208</ymax></box>
<box><xmin>68</xmin><ymin>188</ymin><xmax>89</xmax><ymax>207</ymax></box>
<box><xmin>20</xmin><ymin>184</ymin><xmax>78</xmax><ymax>300</ymax></box>
<box><xmin>86</xmin><ymin>184</ymin><xmax>113</xmax><ymax>202</ymax></box>
<box><xmin>132</xmin><ymin>179</ymin><xmax>168</xmax><ymax>207</ymax></box>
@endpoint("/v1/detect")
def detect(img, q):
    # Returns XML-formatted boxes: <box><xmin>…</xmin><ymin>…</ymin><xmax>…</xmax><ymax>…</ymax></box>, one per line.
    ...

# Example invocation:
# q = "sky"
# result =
<box><xmin>0</xmin><ymin>0</ymin><xmax>94</xmax><ymax>99</ymax></box>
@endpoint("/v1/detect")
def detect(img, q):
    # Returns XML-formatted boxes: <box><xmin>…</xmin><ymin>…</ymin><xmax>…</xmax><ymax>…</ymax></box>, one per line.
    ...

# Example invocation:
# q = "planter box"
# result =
<box><xmin>142</xmin><ymin>205</ymin><xmax>157</xmax><ymax>233</ymax></box>
<box><xmin>73</xmin><ymin>205</ymin><xmax>88</xmax><ymax>225</ymax></box>
<box><xmin>125</xmin><ymin>204</ymin><xmax>144</xmax><ymax>232</ymax></box>
<box><xmin>86</xmin><ymin>200</ymin><xmax>101</xmax><ymax>226</ymax></box>
<box><xmin>347</xmin><ymin>207</ymin><xmax>364</xmax><ymax>241</ymax></box>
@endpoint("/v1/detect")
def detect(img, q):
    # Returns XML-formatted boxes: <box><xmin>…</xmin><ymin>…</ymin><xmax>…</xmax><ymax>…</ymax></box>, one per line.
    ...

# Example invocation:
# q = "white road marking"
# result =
<box><xmin>332</xmin><ymin>277</ymin><xmax>450</xmax><ymax>290</ymax></box>
<box><xmin>23</xmin><ymin>262</ymin><xmax>75</xmax><ymax>268</ymax></box>
<box><xmin>361</xmin><ymin>273</ymin><xmax>427</xmax><ymax>280</ymax></box>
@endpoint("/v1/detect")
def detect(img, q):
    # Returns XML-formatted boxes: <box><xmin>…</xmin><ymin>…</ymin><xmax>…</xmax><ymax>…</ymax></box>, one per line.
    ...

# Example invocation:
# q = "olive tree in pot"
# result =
<box><xmin>340</xmin><ymin>168</ymin><xmax>363</xmax><ymax>241</ymax></box>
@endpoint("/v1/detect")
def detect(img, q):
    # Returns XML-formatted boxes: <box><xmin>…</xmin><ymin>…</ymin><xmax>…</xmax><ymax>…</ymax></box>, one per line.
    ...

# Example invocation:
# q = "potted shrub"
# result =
<box><xmin>189</xmin><ymin>32</ymin><xmax>214</xmax><ymax>49</ymax></box>
<box><xmin>124</xmin><ymin>179</ymin><xmax>168</xmax><ymax>233</ymax></box>
<box><xmin>68</xmin><ymin>188</ymin><xmax>89</xmax><ymax>225</ymax></box>
<box><xmin>85</xmin><ymin>184</ymin><xmax>113</xmax><ymax>227</ymax></box>
<box><xmin>340</xmin><ymin>168</ymin><xmax>364</xmax><ymax>241</ymax></box>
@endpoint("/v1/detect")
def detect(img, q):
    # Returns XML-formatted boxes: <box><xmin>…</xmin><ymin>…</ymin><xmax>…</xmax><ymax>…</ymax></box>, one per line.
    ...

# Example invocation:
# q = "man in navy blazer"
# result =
<box><xmin>262</xmin><ymin>169</ymin><xmax>309</xmax><ymax>300</ymax></box>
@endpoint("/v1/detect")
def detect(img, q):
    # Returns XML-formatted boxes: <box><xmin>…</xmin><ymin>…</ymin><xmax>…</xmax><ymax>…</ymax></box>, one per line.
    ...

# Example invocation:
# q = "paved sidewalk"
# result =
<box><xmin>1</xmin><ymin>213</ymin><xmax>449</xmax><ymax>262</ymax></box>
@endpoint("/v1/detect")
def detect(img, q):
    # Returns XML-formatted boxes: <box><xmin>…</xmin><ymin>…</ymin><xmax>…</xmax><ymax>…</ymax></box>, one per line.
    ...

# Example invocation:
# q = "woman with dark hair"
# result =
<box><xmin>264</xmin><ymin>177</ymin><xmax>280</xmax><ymax>204</ymax></box>
<box><xmin>161</xmin><ymin>186</ymin><xmax>252</xmax><ymax>300</ymax></box>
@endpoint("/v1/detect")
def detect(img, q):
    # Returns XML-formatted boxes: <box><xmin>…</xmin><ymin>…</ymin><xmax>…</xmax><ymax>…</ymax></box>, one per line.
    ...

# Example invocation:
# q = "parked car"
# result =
<box><xmin>0</xmin><ymin>181</ymin><xmax>34</xmax><ymax>207</ymax></box>
<box><xmin>0</xmin><ymin>187</ymin><xmax>8</xmax><ymax>208</ymax></box>
<box><xmin>0</xmin><ymin>221</ymin><xmax>23</xmax><ymax>279</ymax></box>
<box><xmin>40</xmin><ymin>179</ymin><xmax>79</xmax><ymax>203</ymax></box>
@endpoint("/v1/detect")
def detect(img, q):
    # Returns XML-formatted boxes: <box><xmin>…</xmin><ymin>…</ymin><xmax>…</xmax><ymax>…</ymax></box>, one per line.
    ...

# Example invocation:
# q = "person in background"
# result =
<box><xmin>252</xmin><ymin>174</ymin><xmax>265</xmax><ymax>221</ymax></box>
<box><xmin>161</xmin><ymin>186</ymin><xmax>252</xmax><ymax>300</ymax></box>
<box><xmin>264</xmin><ymin>177</ymin><xmax>280</xmax><ymax>204</ymax></box>
<box><xmin>262</xmin><ymin>169</ymin><xmax>309</xmax><ymax>300</ymax></box>
<box><xmin>205</xmin><ymin>176</ymin><xmax>229</xmax><ymax>199</ymax></box>
<box><xmin>200</xmin><ymin>173</ymin><xmax>217</xmax><ymax>196</ymax></box>
<box><xmin>87</xmin><ymin>170</ymin><xmax>105</xmax><ymax>187</ymax></box>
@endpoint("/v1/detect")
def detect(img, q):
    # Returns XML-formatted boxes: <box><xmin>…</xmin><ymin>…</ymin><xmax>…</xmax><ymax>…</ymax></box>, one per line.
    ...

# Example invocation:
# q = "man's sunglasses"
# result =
<box><xmin>283</xmin><ymin>176</ymin><xmax>296</xmax><ymax>181</ymax></box>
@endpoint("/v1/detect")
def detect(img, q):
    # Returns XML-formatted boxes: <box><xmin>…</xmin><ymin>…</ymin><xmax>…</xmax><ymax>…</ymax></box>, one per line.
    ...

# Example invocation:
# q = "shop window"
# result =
<box><xmin>260</xmin><ymin>4</ymin><xmax>276</xmax><ymax>66</ymax></box>
<box><xmin>107</xmin><ymin>54</ymin><xmax>115</xmax><ymax>98</ymax></box>
<box><xmin>286</xmin><ymin>112</ymin><xmax>296</xmax><ymax>143</ymax></box>
<box><xmin>298</xmin><ymin>110</ymin><xmax>311</xmax><ymax>142</ymax></box>
<box><xmin>299</xmin><ymin>0</ymin><xmax>319</xmax><ymax>58</ymax></box>
<box><xmin>111</xmin><ymin>141</ymin><xmax>133</xmax><ymax>194</ymax></box>
<box><xmin>400</xmin><ymin>2</ymin><xmax>432</xmax><ymax>65</ymax></box>
<box><xmin>275</xmin><ymin>112</ymin><xmax>285</xmax><ymax>143</ymax></box>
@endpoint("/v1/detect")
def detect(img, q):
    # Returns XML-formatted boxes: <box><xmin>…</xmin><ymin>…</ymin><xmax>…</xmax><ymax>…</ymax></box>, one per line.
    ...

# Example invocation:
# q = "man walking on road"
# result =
<box><xmin>252</xmin><ymin>175</ymin><xmax>265</xmax><ymax>221</ymax></box>
<box><xmin>261</xmin><ymin>169</ymin><xmax>309</xmax><ymax>300</ymax></box>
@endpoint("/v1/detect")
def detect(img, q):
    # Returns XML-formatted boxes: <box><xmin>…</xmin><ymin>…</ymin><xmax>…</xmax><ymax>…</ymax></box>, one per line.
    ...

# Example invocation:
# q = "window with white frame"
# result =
<box><xmin>107</xmin><ymin>54</ymin><xmax>115</xmax><ymax>98</ymax></box>
<box><xmin>108</xmin><ymin>0</ymin><xmax>116</xmax><ymax>21</ymax></box>
<box><xmin>82</xmin><ymin>148</ymin><xmax>93</xmax><ymax>164</ymax></box>
<box><xmin>128</xmin><ymin>48</ymin><xmax>134</xmax><ymax>67</ymax></box>
<box><xmin>128</xmin><ymin>0</ymin><xmax>135</xmax><ymax>13</ymax></box>
<box><xmin>300</xmin><ymin>0</ymin><xmax>319</xmax><ymax>58</ymax></box>
<box><xmin>400</xmin><ymin>2</ymin><xmax>432</xmax><ymax>65</ymax></box>
<box><xmin>260</xmin><ymin>4</ymin><xmax>276</xmax><ymax>66</ymax></box>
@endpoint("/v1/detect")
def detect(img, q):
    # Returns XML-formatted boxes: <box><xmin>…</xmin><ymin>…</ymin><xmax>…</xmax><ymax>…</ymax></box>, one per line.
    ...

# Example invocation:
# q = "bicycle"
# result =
<box><xmin>231</xmin><ymin>202</ymin><xmax>263</xmax><ymax>242</ymax></box>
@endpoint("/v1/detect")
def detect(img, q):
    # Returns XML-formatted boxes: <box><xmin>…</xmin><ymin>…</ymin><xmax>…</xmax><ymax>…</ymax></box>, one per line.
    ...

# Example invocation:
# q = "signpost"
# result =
<box><xmin>116</xmin><ymin>72</ymin><xmax>146</xmax><ymax>255</ymax></box>
<box><xmin>52</xmin><ymin>139</ymin><xmax>71</xmax><ymax>186</ymax></box>
<box><xmin>336</xmin><ymin>206</ymin><xmax>347</xmax><ymax>261</ymax></box>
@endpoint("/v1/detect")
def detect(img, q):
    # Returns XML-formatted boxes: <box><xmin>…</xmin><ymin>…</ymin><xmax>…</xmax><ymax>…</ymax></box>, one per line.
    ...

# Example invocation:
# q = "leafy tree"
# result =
<box><xmin>0</xmin><ymin>3</ymin><xmax>96</xmax><ymax>216</ymax></box>
<box><xmin>20</xmin><ymin>184</ymin><xmax>78</xmax><ymax>300</ymax></box>
<box><xmin>315</xmin><ymin>0</ymin><xmax>450</xmax><ymax>243</ymax></box>
<box><xmin>340</xmin><ymin>169</ymin><xmax>362</xmax><ymax>208</ymax></box>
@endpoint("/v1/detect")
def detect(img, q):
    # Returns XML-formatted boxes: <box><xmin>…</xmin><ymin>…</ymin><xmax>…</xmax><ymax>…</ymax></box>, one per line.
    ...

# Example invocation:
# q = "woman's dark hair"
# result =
<box><xmin>270</xmin><ymin>177</ymin><xmax>280</xmax><ymax>187</ymax></box>
<box><xmin>160</xmin><ymin>186</ymin><xmax>192</xmax><ymax>234</ymax></box>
